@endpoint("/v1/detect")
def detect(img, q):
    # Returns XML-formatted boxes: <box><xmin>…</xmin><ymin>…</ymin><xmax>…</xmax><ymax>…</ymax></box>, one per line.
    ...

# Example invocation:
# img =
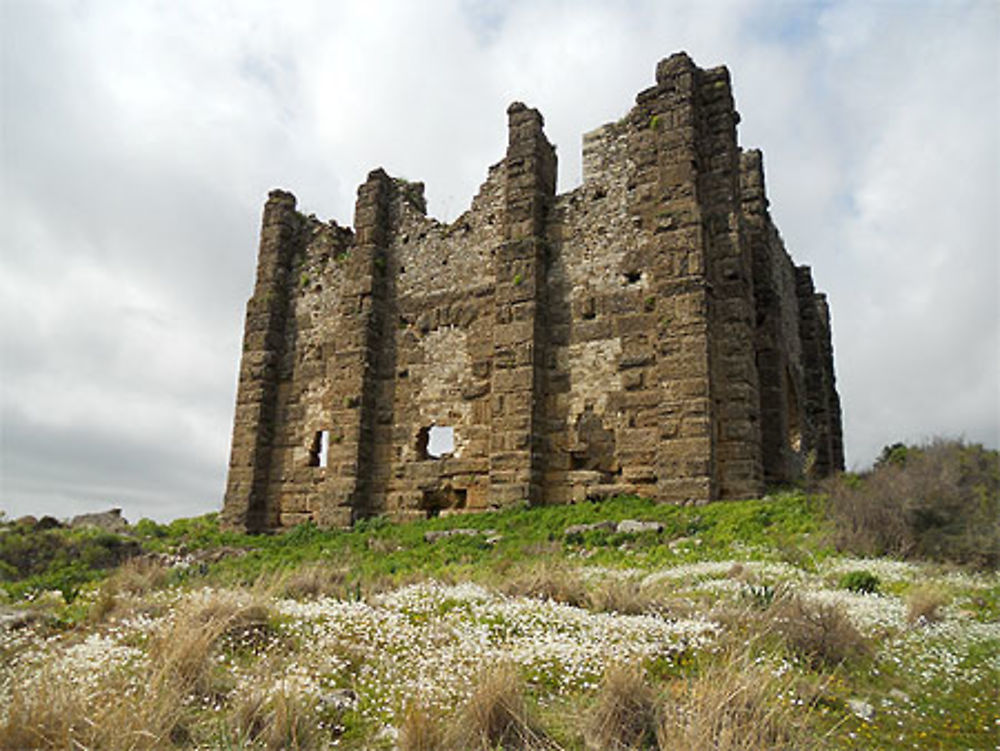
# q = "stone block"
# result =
<box><xmin>279</xmin><ymin>512</ymin><xmax>313</xmax><ymax>528</ymax></box>
<box><xmin>622</xmin><ymin>465</ymin><xmax>658</xmax><ymax>483</ymax></box>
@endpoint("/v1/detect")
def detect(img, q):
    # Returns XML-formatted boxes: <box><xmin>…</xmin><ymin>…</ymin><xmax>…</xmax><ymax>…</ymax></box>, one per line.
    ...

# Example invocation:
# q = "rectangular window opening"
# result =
<box><xmin>427</xmin><ymin>425</ymin><xmax>454</xmax><ymax>458</ymax></box>
<box><xmin>309</xmin><ymin>430</ymin><xmax>330</xmax><ymax>468</ymax></box>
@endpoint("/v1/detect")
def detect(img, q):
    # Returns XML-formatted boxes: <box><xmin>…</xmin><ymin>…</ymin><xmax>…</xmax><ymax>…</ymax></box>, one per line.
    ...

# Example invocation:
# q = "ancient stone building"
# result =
<box><xmin>222</xmin><ymin>52</ymin><xmax>844</xmax><ymax>532</ymax></box>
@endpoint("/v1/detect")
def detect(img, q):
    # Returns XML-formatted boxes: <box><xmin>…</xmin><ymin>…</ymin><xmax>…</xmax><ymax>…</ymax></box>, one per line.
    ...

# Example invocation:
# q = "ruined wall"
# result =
<box><xmin>222</xmin><ymin>52</ymin><xmax>844</xmax><ymax>532</ymax></box>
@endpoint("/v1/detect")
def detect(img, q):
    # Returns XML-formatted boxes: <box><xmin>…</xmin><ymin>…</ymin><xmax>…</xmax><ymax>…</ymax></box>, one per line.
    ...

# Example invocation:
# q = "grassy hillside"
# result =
<box><xmin>1</xmin><ymin>441</ymin><xmax>998</xmax><ymax>749</ymax></box>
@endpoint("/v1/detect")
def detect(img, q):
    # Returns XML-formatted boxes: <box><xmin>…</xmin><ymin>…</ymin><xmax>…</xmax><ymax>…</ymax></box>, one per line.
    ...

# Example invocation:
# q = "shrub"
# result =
<box><xmin>838</xmin><ymin>570</ymin><xmax>880</xmax><ymax>594</ymax></box>
<box><xmin>824</xmin><ymin>438</ymin><xmax>1000</xmax><ymax>567</ymax></box>
<box><xmin>0</xmin><ymin>525</ymin><xmax>141</xmax><ymax>601</ymax></box>
<box><xmin>771</xmin><ymin>594</ymin><xmax>870</xmax><ymax>670</ymax></box>
<box><xmin>585</xmin><ymin>663</ymin><xmax>658</xmax><ymax>750</ymax></box>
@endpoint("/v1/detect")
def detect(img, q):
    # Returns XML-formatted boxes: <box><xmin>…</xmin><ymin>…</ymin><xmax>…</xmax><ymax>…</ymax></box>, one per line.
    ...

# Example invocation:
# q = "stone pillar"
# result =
<box><xmin>816</xmin><ymin>292</ymin><xmax>845</xmax><ymax>473</ymax></box>
<box><xmin>694</xmin><ymin>64</ymin><xmax>763</xmax><ymax>500</ymax></box>
<box><xmin>796</xmin><ymin>266</ymin><xmax>841</xmax><ymax>477</ymax></box>
<box><xmin>629</xmin><ymin>52</ymin><xmax>763</xmax><ymax>503</ymax></box>
<box><xmin>314</xmin><ymin>169</ymin><xmax>394</xmax><ymax>526</ymax></box>
<box><xmin>624</xmin><ymin>53</ymin><xmax>716</xmax><ymax>504</ymax></box>
<box><xmin>222</xmin><ymin>190</ymin><xmax>300</xmax><ymax>531</ymax></box>
<box><xmin>489</xmin><ymin>103</ymin><xmax>556</xmax><ymax>507</ymax></box>
<box><xmin>741</xmin><ymin>149</ymin><xmax>797</xmax><ymax>485</ymax></box>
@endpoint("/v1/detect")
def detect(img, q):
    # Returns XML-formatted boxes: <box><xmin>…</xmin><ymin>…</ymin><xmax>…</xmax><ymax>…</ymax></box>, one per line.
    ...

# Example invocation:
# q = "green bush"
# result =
<box><xmin>838</xmin><ymin>570</ymin><xmax>880</xmax><ymax>594</ymax></box>
<box><xmin>0</xmin><ymin>527</ymin><xmax>139</xmax><ymax>581</ymax></box>
<box><xmin>823</xmin><ymin>438</ymin><xmax>1000</xmax><ymax>568</ymax></box>
<box><xmin>0</xmin><ymin>525</ymin><xmax>142</xmax><ymax>602</ymax></box>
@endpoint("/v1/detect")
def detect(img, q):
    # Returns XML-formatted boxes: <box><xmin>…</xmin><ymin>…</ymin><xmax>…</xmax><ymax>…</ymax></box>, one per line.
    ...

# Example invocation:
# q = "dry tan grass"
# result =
<box><xmin>0</xmin><ymin>590</ymin><xmax>283</xmax><ymax>750</ymax></box>
<box><xmin>226</xmin><ymin>688</ymin><xmax>319</xmax><ymax>750</ymax></box>
<box><xmin>448</xmin><ymin>661</ymin><xmax>554</xmax><ymax>750</ymax></box>
<box><xmin>114</xmin><ymin>555</ymin><xmax>172</xmax><ymax>594</ymax></box>
<box><xmin>276</xmin><ymin>561</ymin><xmax>349</xmax><ymax>600</ymax></box>
<box><xmin>585</xmin><ymin>662</ymin><xmax>658</xmax><ymax>750</ymax></box>
<box><xmin>149</xmin><ymin>592</ymin><xmax>274</xmax><ymax>700</ymax></box>
<box><xmin>588</xmin><ymin>577</ymin><xmax>650</xmax><ymax>615</ymax></box>
<box><xmin>656</xmin><ymin>654</ymin><xmax>804</xmax><ymax>751</ymax></box>
<box><xmin>906</xmin><ymin>585</ymin><xmax>951</xmax><ymax>625</ymax></box>
<box><xmin>398</xmin><ymin>700</ymin><xmax>446</xmax><ymax>751</ymax></box>
<box><xmin>500</xmin><ymin>560</ymin><xmax>590</xmax><ymax>608</ymax></box>
<box><xmin>770</xmin><ymin>594</ymin><xmax>870</xmax><ymax>670</ymax></box>
<box><xmin>87</xmin><ymin>556</ymin><xmax>172</xmax><ymax>624</ymax></box>
<box><xmin>0</xmin><ymin>657</ymin><xmax>189</xmax><ymax>750</ymax></box>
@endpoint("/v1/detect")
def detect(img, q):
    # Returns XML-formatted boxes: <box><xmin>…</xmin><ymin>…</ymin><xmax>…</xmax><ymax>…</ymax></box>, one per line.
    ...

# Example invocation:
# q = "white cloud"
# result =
<box><xmin>1</xmin><ymin>0</ymin><xmax>996</xmax><ymax>520</ymax></box>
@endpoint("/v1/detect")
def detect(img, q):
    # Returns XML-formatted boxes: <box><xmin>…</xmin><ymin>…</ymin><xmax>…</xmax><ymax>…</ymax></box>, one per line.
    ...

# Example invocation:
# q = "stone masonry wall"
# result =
<box><xmin>222</xmin><ymin>52</ymin><xmax>844</xmax><ymax>532</ymax></box>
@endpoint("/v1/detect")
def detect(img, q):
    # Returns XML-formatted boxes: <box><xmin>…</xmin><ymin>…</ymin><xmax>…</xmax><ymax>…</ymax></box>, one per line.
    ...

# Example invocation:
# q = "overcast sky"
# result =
<box><xmin>1</xmin><ymin>0</ymin><xmax>997</xmax><ymax>523</ymax></box>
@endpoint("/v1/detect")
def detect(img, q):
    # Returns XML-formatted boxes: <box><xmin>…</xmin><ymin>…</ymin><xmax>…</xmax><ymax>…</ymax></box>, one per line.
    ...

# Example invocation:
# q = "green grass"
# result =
<box><xmin>121</xmin><ymin>492</ymin><xmax>830</xmax><ymax>594</ymax></box>
<box><xmin>3</xmin><ymin>491</ymin><xmax>997</xmax><ymax>750</ymax></box>
<box><xmin>2</xmin><ymin>493</ymin><xmax>832</xmax><ymax>606</ymax></box>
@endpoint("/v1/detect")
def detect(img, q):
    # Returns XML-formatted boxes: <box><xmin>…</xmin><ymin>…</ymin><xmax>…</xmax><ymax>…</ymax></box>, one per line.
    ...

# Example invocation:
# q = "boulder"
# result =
<box><xmin>847</xmin><ymin>698</ymin><xmax>875</xmax><ymax>722</ymax></box>
<box><xmin>0</xmin><ymin>606</ymin><xmax>44</xmax><ymax>631</ymax></box>
<box><xmin>70</xmin><ymin>508</ymin><xmax>129</xmax><ymax>533</ymax></box>
<box><xmin>35</xmin><ymin>516</ymin><xmax>64</xmax><ymax>530</ymax></box>
<box><xmin>564</xmin><ymin>520</ymin><xmax>617</xmax><ymax>537</ymax></box>
<box><xmin>423</xmin><ymin>528</ymin><xmax>496</xmax><ymax>543</ymax></box>
<box><xmin>616</xmin><ymin>519</ymin><xmax>664</xmax><ymax>534</ymax></box>
<box><xmin>319</xmin><ymin>688</ymin><xmax>358</xmax><ymax>712</ymax></box>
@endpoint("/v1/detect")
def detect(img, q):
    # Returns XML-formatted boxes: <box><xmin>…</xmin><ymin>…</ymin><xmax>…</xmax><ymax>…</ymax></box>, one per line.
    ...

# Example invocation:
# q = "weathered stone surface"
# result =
<box><xmin>564</xmin><ymin>521</ymin><xmax>617</xmax><ymax>536</ymax></box>
<box><xmin>69</xmin><ymin>508</ymin><xmax>129</xmax><ymax>532</ymax></box>
<box><xmin>222</xmin><ymin>52</ymin><xmax>844</xmax><ymax>532</ymax></box>
<box><xmin>0</xmin><ymin>606</ymin><xmax>45</xmax><ymax>631</ymax></box>
<box><xmin>616</xmin><ymin>519</ymin><xmax>664</xmax><ymax>535</ymax></box>
<box><xmin>423</xmin><ymin>528</ymin><xmax>497</xmax><ymax>543</ymax></box>
<box><xmin>34</xmin><ymin>516</ymin><xmax>63</xmax><ymax>530</ymax></box>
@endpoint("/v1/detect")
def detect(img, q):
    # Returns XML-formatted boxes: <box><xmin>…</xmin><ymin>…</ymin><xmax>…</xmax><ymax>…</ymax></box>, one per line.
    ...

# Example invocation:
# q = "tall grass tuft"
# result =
<box><xmin>0</xmin><ymin>655</ymin><xmax>188</xmax><ymax>750</ymax></box>
<box><xmin>448</xmin><ymin>661</ymin><xmax>552</xmax><ymax>750</ymax></box>
<box><xmin>398</xmin><ymin>700</ymin><xmax>446</xmax><ymax>750</ymax></box>
<box><xmin>585</xmin><ymin>662</ymin><xmax>658</xmax><ymax>750</ymax></box>
<box><xmin>500</xmin><ymin>560</ymin><xmax>590</xmax><ymax>608</ymax></box>
<box><xmin>588</xmin><ymin>576</ymin><xmax>652</xmax><ymax>615</ymax></box>
<box><xmin>906</xmin><ymin>585</ymin><xmax>951</xmax><ymax>625</ymax></box>
<box><xmin>88</xmin><ymin>555</ymin><xmax>171</xmax><ymax>623</ymax></box>
<box><xmin>275</xmin><ymin>561</ymin><xmax>349</xmax><ymax>600</ymax></box>
<box><xmin>657</xmin><ymin>654</ymin><xmax>803</xmax><ymax>750</ymax></box>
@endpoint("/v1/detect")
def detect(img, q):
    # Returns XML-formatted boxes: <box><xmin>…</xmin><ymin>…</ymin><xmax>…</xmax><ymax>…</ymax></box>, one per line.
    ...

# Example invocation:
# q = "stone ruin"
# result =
<box><xmin>221</xmin><ymin>52</ymin><xmax>844</xmax><ymax>532</ymax></box>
